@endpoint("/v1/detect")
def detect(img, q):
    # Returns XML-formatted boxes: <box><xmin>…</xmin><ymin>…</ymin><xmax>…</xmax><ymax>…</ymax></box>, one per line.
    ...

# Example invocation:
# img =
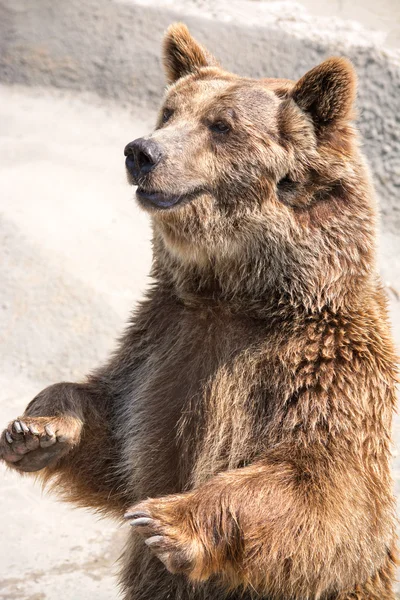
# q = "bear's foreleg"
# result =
<box><xmin>125</xmin><ymin>454</ymin><xmax>396</xmax><ymax>598</ymax></box>
<box><xmin>0</xmin><ymin>381</ymin><xmax>127</xmax><ymax>514</ymax></box>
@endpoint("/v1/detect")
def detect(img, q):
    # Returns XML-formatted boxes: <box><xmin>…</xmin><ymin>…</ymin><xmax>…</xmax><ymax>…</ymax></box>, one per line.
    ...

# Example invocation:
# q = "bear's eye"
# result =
<box><xmin>162</xmin><ymin>108</ymin><xmax>174</xmax><ymax>124</ymax></box>
<box><xmin>209</xmin><ymin>121</ymin><xmax>230</xmax><ymax>134</ymax></box>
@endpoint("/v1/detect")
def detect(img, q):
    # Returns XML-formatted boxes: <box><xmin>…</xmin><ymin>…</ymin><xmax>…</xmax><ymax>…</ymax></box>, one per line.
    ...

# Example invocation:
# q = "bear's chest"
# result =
<box><xmin>122</xmin><ymin>307</ymin><xmax>278</xmax><ymax>498</ymax></box>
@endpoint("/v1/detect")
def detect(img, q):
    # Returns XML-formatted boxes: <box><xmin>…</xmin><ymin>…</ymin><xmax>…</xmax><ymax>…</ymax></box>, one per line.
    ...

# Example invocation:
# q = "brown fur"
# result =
<box><xmin>0</xmin><ymin>23</ymin><xmax>398</xmax><ymax>600</ymax></box>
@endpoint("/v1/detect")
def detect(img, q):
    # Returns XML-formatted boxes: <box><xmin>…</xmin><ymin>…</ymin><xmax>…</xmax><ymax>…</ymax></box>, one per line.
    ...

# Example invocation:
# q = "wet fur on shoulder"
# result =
<box><xmin>0</xmin><ymin>23</ymin><xmax>398</xmax><ymax>600</ymax></box>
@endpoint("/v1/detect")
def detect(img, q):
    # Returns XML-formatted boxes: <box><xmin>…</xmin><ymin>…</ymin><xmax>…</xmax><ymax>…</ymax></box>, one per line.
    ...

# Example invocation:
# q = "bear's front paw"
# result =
<box><xmin>125</xmin><ymin>497</ymin><xmax>198</xmax><ymax>575</ymax></box>
<box><xmin>0</xmin><ymin>415</ymin><xmax>82</xmax><ymax>472</ymax></box>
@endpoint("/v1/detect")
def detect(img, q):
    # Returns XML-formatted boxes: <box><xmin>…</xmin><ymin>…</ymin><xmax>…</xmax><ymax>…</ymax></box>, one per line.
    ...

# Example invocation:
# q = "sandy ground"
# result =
<box><xmin>0</xmin><ymin>84</ymin><xmax>400</xmax><ymax>598</ymax></box>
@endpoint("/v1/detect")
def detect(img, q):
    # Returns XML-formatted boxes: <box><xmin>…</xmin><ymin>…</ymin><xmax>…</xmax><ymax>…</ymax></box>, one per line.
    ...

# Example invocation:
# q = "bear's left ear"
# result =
<box><xmin>163</xmin><ymin>23</ymin><xmax>219</xmax><ymax>84</ymax></box>
<box><xmin>291</xmin><ymin>57</ymin><xmax>357</xmax><ymax>126</ymax></box>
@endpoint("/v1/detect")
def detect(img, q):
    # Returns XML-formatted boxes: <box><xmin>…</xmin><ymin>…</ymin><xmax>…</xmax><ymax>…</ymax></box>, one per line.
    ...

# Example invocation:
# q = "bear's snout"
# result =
<box><xmin>124</xmin><ymin>137</ymin><xmax>163</xmax><ymax>180</ymax></box>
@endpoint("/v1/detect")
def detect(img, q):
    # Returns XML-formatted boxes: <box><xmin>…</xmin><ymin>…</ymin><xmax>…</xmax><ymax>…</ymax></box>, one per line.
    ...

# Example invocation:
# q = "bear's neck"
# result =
<box><xmin>151</xmin><ymin>233</ymin><xmax>377</xmax><ymax>318</ymax></box>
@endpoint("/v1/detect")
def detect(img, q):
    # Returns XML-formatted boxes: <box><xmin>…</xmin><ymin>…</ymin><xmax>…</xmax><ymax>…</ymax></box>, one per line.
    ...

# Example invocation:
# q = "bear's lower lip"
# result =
<box><xmin>136</xmin><ymin>188</ymin><xmax>182</xmax><ymax>209</ymax></box>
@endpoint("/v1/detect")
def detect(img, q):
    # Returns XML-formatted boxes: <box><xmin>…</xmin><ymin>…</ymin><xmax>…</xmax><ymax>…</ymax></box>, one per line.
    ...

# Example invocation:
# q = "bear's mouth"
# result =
<box><xmin>136</xmin><ymin>187</ymin><xmax>204</xmax><ymax>210</ymax></box>
<box><xmin>136</xmin><ymin>188</ymin><xmax>181</xmax><ymax>209</ymax></box>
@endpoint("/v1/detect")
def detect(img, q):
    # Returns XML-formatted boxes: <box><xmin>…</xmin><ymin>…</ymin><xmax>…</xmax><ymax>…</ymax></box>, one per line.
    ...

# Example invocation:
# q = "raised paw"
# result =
<box><xmin>0</xmin><ymin>415</ymin><xmax>82</xmax><ymax>472</ymax></box>
<box><xmin>124</xmin><ymin>497</ymin><xmax>196</xmax><ymax>575</ymax></box>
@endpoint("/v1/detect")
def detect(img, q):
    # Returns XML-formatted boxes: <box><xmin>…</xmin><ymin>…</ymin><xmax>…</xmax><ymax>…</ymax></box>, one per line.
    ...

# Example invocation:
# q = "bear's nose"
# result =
<box><xmin>124</xmin><ymin>138</ymin><xmax>163</xmax><ymax>178</ymax></box>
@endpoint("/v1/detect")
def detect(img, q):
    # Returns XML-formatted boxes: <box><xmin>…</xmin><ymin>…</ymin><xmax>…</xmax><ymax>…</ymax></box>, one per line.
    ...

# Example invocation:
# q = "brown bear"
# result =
<box><xmin>0</xmin><ymin>22</ymin><xmax>398</xmax><ymax>600</ymax></box>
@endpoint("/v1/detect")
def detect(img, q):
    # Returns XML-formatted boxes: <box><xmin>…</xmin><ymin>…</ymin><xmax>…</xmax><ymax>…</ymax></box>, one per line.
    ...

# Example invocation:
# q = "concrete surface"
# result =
<box><xmin>0</xmin><ymin>0</ymin><xmax>400</xmax><ymax>598</ymax></box>
<box><xmin>0</xmin><ymin>0</ymin><xmax>399</xmax><ymax>231</ymax></box>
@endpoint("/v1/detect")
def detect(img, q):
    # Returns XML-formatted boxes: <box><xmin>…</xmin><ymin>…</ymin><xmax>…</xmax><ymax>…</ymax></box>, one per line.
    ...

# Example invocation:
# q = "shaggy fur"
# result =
<box><xmin>0</xmin><ymin>23</ymin><xmax>398</xmax><ymax>600</ymax></box>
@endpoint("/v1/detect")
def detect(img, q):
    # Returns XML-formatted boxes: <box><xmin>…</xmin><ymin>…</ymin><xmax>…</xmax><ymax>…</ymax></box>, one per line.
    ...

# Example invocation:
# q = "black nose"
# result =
<box><xmin>124</xmin><ymin>138</ymin><xmax>163</xmax><ymax>178</ymax></box>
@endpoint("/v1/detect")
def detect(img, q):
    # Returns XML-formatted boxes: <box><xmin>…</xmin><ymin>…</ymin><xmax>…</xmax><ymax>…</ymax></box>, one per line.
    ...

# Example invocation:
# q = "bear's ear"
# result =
<box><xmin>163</xmin><ymin>23</ymin><xmax>219</xmax><ymax>84</ymax></box>
<box><xmin>291</xmin><ymin>57</ymin><xmax>356</xmax><ymax>126</ymax></box>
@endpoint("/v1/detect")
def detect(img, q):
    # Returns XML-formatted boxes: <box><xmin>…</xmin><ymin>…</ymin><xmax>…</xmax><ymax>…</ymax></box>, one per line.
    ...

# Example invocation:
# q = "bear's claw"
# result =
<box><xmin>125</xmin><ymin>510</ymin><xmax>162</xmax><ymax>539</ymax></box>
<box><xmin>124</xmin><ymin>501</ymin><xmax>195</xmax><ymax>575</ymax></box>
<box><xmin>145</xmin><ymin>535</ymin><xmax>165</xmax><ymax>548</ymax></box>
<box><xmin>129</xmin><ymin>517</ymin><xmax>153</xmax><ymax>527</ymax></box>
<box><xmin>12</xmin><ymin>421</ymin><xmax>22</xmax><ymax>434</ymax></box>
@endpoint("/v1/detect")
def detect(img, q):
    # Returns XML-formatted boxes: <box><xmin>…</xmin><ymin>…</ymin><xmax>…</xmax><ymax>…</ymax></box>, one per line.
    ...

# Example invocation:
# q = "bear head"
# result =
<box><xmin>125</xmin><ymin>24</ymin><xmax>376</xmax><ymax>311</ymax></box>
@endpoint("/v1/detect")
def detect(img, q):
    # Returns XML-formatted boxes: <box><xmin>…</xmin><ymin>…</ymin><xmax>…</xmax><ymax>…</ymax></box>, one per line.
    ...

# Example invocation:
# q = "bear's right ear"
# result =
<box><xmin>163</xmin><ymin>23</ymin><xmax>219</xmax><ymax>84</ymax></box>
<box><xmin>291</xmin><ymin>57</ymin><xmax>357</xmax><ymax>127</ymax></box>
